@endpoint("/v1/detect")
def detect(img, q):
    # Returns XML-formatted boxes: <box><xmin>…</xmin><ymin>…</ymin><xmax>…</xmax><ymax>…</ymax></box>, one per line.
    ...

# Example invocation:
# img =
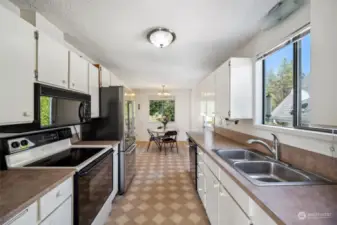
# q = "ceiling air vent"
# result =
<box><xmin>261</xmin><ymin>0</ymin><xmax>307</xmax><ymax>31</ymax></box>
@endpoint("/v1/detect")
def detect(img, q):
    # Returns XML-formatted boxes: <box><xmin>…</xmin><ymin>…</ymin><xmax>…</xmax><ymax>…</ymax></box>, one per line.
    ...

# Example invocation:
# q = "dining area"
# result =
<box><xmin>146</xmin><ymin>127</ymin><xmax>180</xmax><ymax>154</ymax></box>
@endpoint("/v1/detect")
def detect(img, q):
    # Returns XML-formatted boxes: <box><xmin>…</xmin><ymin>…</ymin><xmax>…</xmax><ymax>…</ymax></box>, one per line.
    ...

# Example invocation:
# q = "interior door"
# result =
<box><xmin>0</xmin><ymin>5</ymin><xmax>35</xmax><ymax>125</ymax></box>
<box><xmin>38</xmin><ymin>31</ymin><xmax>69</xmax><ymax>88</ymax></box>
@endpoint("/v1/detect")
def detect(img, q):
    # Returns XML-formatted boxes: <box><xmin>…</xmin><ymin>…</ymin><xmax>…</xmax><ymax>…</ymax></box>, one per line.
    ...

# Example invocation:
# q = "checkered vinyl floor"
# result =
<box><xmin>105</xmin><ymin>142</ymin><xmax>210</xmax><ymax>225</ymax></box>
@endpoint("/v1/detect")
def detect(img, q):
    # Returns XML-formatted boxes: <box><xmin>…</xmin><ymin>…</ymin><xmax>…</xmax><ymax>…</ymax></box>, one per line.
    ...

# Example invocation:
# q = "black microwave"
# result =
<box><xmin>34</xmin><ymin>83</ymin><xmax>91</xmax><ymax>129</ymax></box>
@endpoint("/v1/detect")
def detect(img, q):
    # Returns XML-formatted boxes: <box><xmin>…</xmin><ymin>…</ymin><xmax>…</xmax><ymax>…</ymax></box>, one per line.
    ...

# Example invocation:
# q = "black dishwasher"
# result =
<box><xmin>188</xmin><ymin>138</ymin><xmax>197</xmax><ymax>190</ymax></box>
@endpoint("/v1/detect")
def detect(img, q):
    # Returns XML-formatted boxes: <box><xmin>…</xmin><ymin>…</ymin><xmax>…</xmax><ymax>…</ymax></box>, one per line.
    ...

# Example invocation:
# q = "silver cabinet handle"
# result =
<box><xmin>5</xmin><ymin>208</ymin><xmax>28</xmax><ymax>225</ymax></box>
<box><xmin>213</xmin><ymin>181</ymin><xmax>219</xmax><ymax>188</ymax></box>
<box><xmin>197</xmin><ymin>152</ymin><xmax>203</xmax><ymax>155</ymax></box>
<box><xmin>72</xmin><ymin>83</ymin><xmax>75</xmax><ymax>87</ymax></box>
<box><xmin>62</xmin><ymin>80</ymin><xmax>66</xmax><ymax>84</ymax></box>
<box><xmin>197</xmin><ymin>173</ymin><xmax>203</xmax><ymax>177</ymax></box>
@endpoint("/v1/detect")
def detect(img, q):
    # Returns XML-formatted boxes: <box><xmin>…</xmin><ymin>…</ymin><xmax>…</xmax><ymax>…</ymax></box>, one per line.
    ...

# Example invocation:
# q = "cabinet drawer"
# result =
<box><xmin>4</xmin><ymin>202</ymin><xmax>37</xmax><ymax>225</ymax></box>
<box><xmin>40</xmin><ymin>177</ymin><xmax>73</xmax><ymax>221</ymax></box>
<box><xmin>197</xmin><ymin>147</ymin><xmax>204</xmax><ymax>161</ymax></box>
<box><xmin>250</xmin><ymin>200</ymin><xmax>277</xmax><ymax>225</ymax></box>
<box><xmin>204</xmin><ymin>153</ymin><xmax>219</xmax><ymax>177</ymax></box>
<box><xmin>40</xmin><ymin>197</ymin><xmax>72</xmax><ymax>225</ymax></box>
<box><xmin>219</xmin><ymin>168</ymin><xmax>250</xmax><ymax>215</ymax></box>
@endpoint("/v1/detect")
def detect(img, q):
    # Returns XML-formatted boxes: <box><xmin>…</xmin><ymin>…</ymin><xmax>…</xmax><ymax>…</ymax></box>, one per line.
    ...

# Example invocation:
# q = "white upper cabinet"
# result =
<box><xmin>0</xmin><ymin>5</ymin><xmax>35</xmax><ymax>125</ymax></box>
<box><xmin>199</xmin><ymin>73</ymin><xmax>216</xmax><ymax>117</ymax></box>
<box><xmin>89</xmin><ymin>64</ymin><xmax>100</xmax><ymax>118</ymax></box>
<box><xmin>310</xmin><ymin>0</ymin><xmax>337</xmax><ymax>126</ymax></box>
<box><xmin>215</xmin><ymin>60</ymin><xmax>230</xmax><ymax>119</ymax></box>
<box><xmin>101</xmin><ymin>67</ymin><xmax>110</xmax><ymax>87</ymax></box>
<box><xmin>37</xmin><ymin>31</ymin><xmax>69</xmax><ymax>88</ymax></box>
<box><xmin>69</xmin><ymin>51</ymin><xmax>89</xmax><ymax>93</ymax></box>
<box><xmin>215</xmin><ymin>57</ymin><xmax>253</xmax><ymax>120</ymax></box>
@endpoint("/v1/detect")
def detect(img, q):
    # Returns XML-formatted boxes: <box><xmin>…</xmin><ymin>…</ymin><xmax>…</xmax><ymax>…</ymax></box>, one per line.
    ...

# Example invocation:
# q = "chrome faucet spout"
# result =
<box><xmin>246</xmin><ymin>134</ymin><xmax>280</xmax><ymax>161</ymax></box>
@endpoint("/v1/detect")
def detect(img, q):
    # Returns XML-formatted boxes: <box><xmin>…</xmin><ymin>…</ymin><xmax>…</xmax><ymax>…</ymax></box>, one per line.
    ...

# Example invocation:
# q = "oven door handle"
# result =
<box><xmin>126</xmin><ymin>144</ymin><xmax>137</xmax><ymax>155</ymax></box>
<box><xmin>78</xmin><ymin>148</ymin><xmax>113</xmax><ymax>176</ymax></box>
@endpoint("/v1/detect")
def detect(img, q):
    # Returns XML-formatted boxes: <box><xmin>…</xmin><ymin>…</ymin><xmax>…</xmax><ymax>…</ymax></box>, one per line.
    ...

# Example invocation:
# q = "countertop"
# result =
<box><xmin>0</xmin><ymin>168</ymin><xmax>75</xmax><ymax>224</ymax></box>
<box><xmin>72</xmin><ymin>140</ymin><xmax>120</xmax><ymax>148</ymax></box>
<box><xmin>187</xmin><ymin>130</ymin><xmax>337</xmax><ymax>225</ymax></box>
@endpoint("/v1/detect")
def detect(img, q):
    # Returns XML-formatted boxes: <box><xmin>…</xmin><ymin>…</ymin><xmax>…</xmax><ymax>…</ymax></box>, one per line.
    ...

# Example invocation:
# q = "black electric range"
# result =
<box><xmin>26</xmin><ymin>147</ymin><xmax>105</xmax><ymax>167</ymax></box>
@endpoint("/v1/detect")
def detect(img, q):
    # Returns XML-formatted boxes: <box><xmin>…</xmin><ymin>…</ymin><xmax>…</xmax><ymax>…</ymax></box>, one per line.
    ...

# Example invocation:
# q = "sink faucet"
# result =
<box><xmin>247</xmin><ymin>133</ymin><xmax>280</xmax><ymax>161</ymax></box>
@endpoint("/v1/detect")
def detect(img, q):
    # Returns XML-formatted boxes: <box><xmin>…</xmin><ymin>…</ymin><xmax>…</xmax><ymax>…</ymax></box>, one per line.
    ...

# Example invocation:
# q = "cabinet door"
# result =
<box><xmin>4</xmin><ymin>202</ymin><xmax>37</xmax><ymax>225</ymax></box>
<box><xmin>206</xmin><ymin>73</ymin><xmax>216</xmax><ymax>117</ymax></box>
<box><xmin>230</xmin><ymin>58</ymin><xmax>253</xmax><ymax>119</ymax></box>
<box><xmin>0</xmin><ymin>5</ymin><xmax>35</xmax><ymax>125</ymax></box>
<box><xmin>215</xmin><ymin>60</ymin><xmax>230</xmax><ymax>119</ymax></box>
<box><xmin>69</xmin><ymin>52</ymin><xmax>89</xmax><ymax>93</ymax></box>
<box><xmin>200</xmin><ymin>80</ymin><xmax>207</xmax><ymax>116</ymax></box>
<box><xmin>197</xmin><ymin>165</ymin><xmax>206</xmax><ymax>207</ymax></box>
<box><xmin>38</xmin><ymin>32</ymin><xmax>69</xmax><ymax>88</ymax></box>
<box><xmin>101</xmin><ymin>67</ymin><xmax>110</xmax><ymax>87</ymax></box>
<box><xmin>40</xmin><ymin>197</ymin><xmax>72</xmax><ymax>225</ymax></box>
<box><xmin>218</xmin><ymin>185</ymin><xmax>251</xmax><ymax>225</ymax></box>
<box><xmin>89</xmin><ymin>64</ymin><xmax>99</xmax><ymax>118</ymax></box>
<box><xmin>204</xmin><ymin>166</ymin><xmax>218</xmax><ymax>225</ymax></box>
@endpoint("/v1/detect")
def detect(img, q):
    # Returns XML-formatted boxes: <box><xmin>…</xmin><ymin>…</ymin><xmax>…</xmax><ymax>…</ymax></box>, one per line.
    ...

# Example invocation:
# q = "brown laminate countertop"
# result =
<box><xmin>187</xmin><ymin>130</ymin><xmax>337</xmax><ymax>225</ymax></box>
<box><xmin>0</xmin><ymin>168</ymin><xmax>75</xmax><ymax>224</ymax></box>
<box><xmin>72</xmin><ymin>140</ymin><xmax>120</xmax><ymax>147</ymax></box>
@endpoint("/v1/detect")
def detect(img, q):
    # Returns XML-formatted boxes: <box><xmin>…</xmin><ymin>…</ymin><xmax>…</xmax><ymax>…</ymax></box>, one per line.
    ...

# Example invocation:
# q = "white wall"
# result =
<box><xmin>214</xmin><ymin>2</ymin><xmax>337</xmax><ymax>158</ymax></box>
<box><xmin>0</xmin><ymin>0</ymin><xmax>19</xmax><ymax>15</ymax></box>
<box><xmin>135</xmin><ymin>89</ymin><xmax>191</xmax><ymax>141</ymax></box>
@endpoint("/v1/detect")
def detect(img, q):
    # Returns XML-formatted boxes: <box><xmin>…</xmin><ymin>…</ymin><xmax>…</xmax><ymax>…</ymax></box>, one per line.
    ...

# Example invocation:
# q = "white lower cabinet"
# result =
<box><xmin>4</xmin><ymin>202</ymin><xmax>38</xmax><ymax>225</ymax></box>
<box><xmin>197</xmin><ymin>165</ymin><xmax>206</xmax><ymax>206</ymax></box>
<box><xmin>40</xmin><ymin>197</ymin><xmax>72</xmax><ymax>225</ymax></box>
<box><xmin>250</xmin><ymin>201</ymin><xmax>277</xmax><ymax>225</ymax></box>
<box><xmin>204</xmin><ymin>166</ymin><xmax>219</xmax><ymax>225</ymax></box>
<box><xmin>196</xmin><ymin>151</ymin><xmax>277</xmax><ymax>225</ymax></box>
<box><xmin>5</xmin><ymin>177</ymin><xmax>73</xmax><ymax>225</ymax></box>
<box><xmin>218</xmin><ymin>185</ymin><xmax>251</xmax><ymax>225</ymax></box>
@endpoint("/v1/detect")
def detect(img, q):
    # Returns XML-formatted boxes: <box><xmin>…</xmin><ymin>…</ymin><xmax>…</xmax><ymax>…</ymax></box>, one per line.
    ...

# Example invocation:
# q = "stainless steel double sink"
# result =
<box><xmin>214</xmin><ymin>149</ymin><xmax>331</xmax><ymax>186</ymax></box>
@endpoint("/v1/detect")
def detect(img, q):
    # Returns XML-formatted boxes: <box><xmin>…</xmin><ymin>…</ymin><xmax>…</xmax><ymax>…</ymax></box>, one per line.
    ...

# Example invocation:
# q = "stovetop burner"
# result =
<box><xmin>26</xmin><ymin>147</ymin><xmax>105</xmax><ymax>167</ymax></box>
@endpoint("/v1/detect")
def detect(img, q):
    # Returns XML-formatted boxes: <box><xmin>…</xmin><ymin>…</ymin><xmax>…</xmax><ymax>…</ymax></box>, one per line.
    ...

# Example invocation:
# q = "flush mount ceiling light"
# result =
<box><xmin>157</xmin><ymin>85</ymin><xmax>171</xmax><ymax>96</ymax></box>
<box><xmin>147</xmin><ymin>28</ymin><xmax>176</xmax><ymax>48</ymax></box>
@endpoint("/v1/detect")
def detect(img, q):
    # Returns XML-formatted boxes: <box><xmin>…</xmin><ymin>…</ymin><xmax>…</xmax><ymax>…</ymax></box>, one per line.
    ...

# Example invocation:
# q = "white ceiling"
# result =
<box><xmin>10</xmin><ymin>0</ymin><xmax>278</xmax><ymax>89</ymax></box>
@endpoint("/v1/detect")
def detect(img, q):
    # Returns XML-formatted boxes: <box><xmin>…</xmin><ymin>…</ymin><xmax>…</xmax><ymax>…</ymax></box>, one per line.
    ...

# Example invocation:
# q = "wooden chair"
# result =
<box><xmin>161</xmin><ymin>131</ymin><xmax>178</xmax><ymax>154</ymax></box>
<box><xmin>147</xmin><ymin>129</ymin><xmax>162</xmax><ymax>151</ymax></box>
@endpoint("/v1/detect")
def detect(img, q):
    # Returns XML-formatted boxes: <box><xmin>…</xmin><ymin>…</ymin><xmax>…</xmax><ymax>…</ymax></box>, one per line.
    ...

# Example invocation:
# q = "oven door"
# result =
<box><xmin>124</xmin><ymin>144</ymin><xmax>136</xmax><ymax>192</ymax></box>
<box><xmin>75</xmin><ymin>148</ymin><xmax>113</xmax><ymax>225</ymax></box>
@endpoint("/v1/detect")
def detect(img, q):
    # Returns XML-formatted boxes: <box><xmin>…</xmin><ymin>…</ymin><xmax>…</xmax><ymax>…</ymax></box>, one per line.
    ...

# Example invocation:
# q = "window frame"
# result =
<box><xmin>148</xmin><ymin>99</ymin><xmax>176</xmax><ymax>122</ymax></box>
<box><xmin>261</xmin><ymin>28</ymin><xmax>336</xmax><ymax>134</ymax></box>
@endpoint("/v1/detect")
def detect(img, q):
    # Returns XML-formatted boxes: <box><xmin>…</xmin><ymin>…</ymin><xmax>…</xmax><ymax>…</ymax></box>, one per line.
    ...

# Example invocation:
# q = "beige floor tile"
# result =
<box><xmin>106</xmin><ymin>143</ymin><xmax>209</xmax><ymax>225</ymax></box>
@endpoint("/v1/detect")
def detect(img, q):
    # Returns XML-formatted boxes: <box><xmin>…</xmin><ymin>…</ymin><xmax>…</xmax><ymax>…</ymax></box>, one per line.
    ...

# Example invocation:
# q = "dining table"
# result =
<box><xmin>150</xmin><ymin>128</ymin><xmax>178</xmax><ymax>136</ymax></box>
